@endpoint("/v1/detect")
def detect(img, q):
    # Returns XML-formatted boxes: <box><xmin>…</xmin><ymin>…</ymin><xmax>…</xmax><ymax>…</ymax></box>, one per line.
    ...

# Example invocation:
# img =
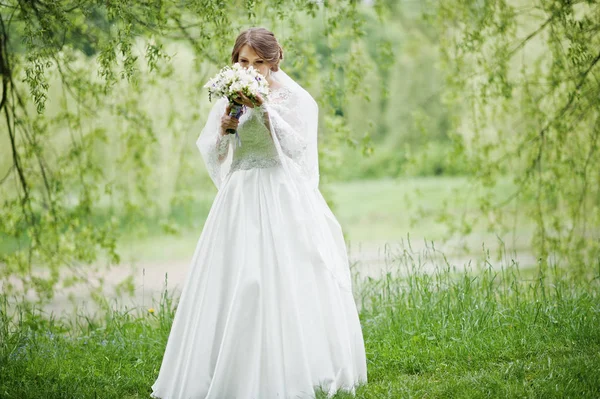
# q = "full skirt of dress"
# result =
<box><xmin>151</xmin><ymin>165</ymin><xmax>367</xmax><ymax>399</ymax></box>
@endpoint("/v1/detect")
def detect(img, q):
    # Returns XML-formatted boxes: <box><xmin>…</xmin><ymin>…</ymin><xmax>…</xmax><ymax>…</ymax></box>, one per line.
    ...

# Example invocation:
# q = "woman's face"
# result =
<box><xmin>238</xmin><ymin>44</ymin><xmax>272</xmax><ymax>79</ymax></box>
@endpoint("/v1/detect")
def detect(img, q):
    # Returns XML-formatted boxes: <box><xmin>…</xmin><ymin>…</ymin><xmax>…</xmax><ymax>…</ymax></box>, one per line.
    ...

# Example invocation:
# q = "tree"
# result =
<box><xmin>431</xmin><ymin>0</ymin><xmax>600</xmax><ymax>271</ymax></box>
<box><xmin>0</xmin><ymin>0</ymin><xmax>368</xmax><ymax>303</ymax></box>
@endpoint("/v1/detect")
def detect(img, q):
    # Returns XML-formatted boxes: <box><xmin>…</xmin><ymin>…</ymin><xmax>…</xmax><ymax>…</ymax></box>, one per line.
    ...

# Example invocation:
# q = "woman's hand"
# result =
<box><xmin>220</xmin><ymin>104</ymin><xmax>240</xmax><ymax>136</ymax></box>
<box><xmin>233</xmin><ymin>91</ymin><xmax>263</xmax><ymax>108</ymax></box>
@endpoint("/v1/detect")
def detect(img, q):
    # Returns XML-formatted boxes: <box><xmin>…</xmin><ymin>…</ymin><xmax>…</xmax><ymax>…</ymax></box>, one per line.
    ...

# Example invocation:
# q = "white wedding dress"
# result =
<box><xmin>151</xmin><ymin>70</ymin><xmax>367</xmax><ymax>399</ymax></box>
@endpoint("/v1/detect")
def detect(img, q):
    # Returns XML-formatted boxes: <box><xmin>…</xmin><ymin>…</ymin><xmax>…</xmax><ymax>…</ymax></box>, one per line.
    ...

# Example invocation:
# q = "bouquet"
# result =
<box><xmin>204</xmin><ymin>63</ymin><xmax>270</xmax><ymax>146</ymax></box>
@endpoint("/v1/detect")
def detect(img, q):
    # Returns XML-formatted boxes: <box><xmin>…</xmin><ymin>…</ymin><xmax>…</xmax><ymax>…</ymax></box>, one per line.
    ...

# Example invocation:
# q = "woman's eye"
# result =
<box><xmin>256</xmin><ymin>61</ymin><xmax>263</xmax><ymax>64</ymax></box>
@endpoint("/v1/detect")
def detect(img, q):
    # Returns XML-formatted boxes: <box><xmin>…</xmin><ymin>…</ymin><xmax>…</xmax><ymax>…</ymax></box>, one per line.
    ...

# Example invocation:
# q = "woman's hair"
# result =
<box><xmin>231</xmin><ymin>28</ymin><xmax>284</xmax><ymax>71</ymax></box>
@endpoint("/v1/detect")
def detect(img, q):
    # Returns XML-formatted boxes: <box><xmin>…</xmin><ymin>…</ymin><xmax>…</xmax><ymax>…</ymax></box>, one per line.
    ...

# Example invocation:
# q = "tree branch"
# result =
<box><xmin>508</xmin><ymin>12</ymin><xmax>557</xmax><ymax>58</ymax></box>
<box><xmin>535</xmin><ymin>48</ymin><xmax>600</xmax><ymax>148</ymax></box>
<box><xmin>0</xmin><ymin>164</ymin><xmax>14</xmax><ymax>184</ymax></box>
<box><xmin>0</xmin><ymin>12</ymin><xmax>29</xmax><ymax>204</ymax></box>
<box><xmin>507</xmin><ymin>1</ymin><xmax>589</xmax><ymax>59</ymax></box>
<box><xmin>173</xmin><ymin>16</ymin><xmax>221</xmax><ymax>65</ymax></box>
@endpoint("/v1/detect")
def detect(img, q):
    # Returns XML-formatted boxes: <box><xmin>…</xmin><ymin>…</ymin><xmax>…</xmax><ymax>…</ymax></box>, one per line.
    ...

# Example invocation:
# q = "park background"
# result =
<box><xmin>0</xmin><ymin>0</ymin><xmax>599</xmax><ymax>397</ymax></box>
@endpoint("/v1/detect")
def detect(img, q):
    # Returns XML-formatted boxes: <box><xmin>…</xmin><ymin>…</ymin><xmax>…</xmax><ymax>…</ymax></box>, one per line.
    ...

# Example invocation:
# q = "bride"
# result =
<box><xmin>151</xmin><ymin>27</ymin><xmax>367</xmax><ymax>399</ymax></box>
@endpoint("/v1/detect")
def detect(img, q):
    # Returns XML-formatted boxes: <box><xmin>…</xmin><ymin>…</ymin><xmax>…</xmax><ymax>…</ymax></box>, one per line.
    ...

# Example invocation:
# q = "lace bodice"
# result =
<box><xmin>229</xmin><ymin>106</ymin><xmax>280</xmax><ymax>171</ymax></box>
<box><xmin>217</xmin><ymin>87</ymin><xmax>296</xmax><ymax>173</ymax></box>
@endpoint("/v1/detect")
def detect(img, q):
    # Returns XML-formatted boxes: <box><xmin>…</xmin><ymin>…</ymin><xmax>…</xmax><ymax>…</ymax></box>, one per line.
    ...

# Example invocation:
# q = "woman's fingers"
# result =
<box><xmin>236</xmin><ymin>91</ymin><xmax>256</xmax><ymax>108</ymax></box>
<box><xmin>231</xmin><ymin>91</ymin><xmax>262</xmax><ymax>109</ymax></box>
<box><xmin>221</xmin><ymin>115</ymin><xmax>239</xmax><ymax>131</ymax></box>
<box><xmin>222</xmin><ymin>115</ymin><xmax>239</xmax><ymax>124</ymax></box>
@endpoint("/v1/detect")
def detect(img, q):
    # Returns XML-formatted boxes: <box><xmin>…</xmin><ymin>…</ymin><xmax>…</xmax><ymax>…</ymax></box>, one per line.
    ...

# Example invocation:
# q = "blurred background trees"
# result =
<box><xmin>432</xmin><ymin>0</ymin><xmax>600</xmax><ymax>273</ymax></box>
<box><xmin>1</xmin><ymin>0</ymin><xmax>598</xmax><ymax>303</ymax></box>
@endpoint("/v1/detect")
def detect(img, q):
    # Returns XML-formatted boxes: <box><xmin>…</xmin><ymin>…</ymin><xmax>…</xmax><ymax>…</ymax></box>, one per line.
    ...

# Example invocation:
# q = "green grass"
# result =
<box><xmin>2</xmin><ymin>246</ymin><xmax>599</xmax><ymax>398</ymax></box>
<box><xmin>0</xmin><ymin>287</ymin><xmax>176</xmax><ymax>399</ymax></box>
<box><xmin>351</xmin><ymin>247</ymin><xmax>600</xmax><ymax>398</ymax></box>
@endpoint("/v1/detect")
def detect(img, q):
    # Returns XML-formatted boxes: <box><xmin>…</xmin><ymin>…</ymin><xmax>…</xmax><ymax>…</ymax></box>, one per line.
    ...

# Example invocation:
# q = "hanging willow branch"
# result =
<box><xmin>432</xmin><ymin>0</ymin><xmax>600</xmax><ymax>272</ymax></box>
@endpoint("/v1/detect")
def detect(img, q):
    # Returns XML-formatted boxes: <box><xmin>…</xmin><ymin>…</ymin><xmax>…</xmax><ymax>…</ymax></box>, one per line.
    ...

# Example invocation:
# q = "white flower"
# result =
<box><xmin>204</xmin><ymin>63</ymin><xmax>270</xmax><ymax>103</ymax></box>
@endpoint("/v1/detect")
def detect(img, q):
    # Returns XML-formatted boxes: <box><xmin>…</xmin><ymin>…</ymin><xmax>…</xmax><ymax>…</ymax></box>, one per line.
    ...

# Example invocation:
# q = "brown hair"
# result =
<box><xmin>231</xmin><ymin>28</ymin><xmax>284</xmax><ymax>72</ymax></box>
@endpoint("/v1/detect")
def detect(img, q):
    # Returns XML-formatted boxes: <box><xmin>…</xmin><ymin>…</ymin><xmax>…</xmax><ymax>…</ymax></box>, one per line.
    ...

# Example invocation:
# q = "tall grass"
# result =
<box><xmin>1</xmin><ymin>243</ymin><xmax>599</xmax><ymax>398</ymax></box>
<box><xmin>0</xmin><ymin>280</ymin><xmax>177</xmax><ymax>399</ymax></box>
<box><xmin>353</xmin><ymin>242</ymin><xmax>600</xmax><ymax>397</ymax></box>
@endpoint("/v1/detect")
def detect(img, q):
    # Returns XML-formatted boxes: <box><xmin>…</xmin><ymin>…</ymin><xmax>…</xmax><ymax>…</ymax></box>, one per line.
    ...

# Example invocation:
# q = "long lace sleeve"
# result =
<box><xmin>260</xmin><ymin>84</ymin><xmax>320</xmax><ymax>188</ymax></box>
<box><xmin>262</xmin><ymin>91</ymin><xmax>308</xmax><ymax>160</ymax></box>
<box><xmin>215</xmin><ymin>133</ymin><xmax>233</xmax><ymax>161</ymax></box>
<box><xmin>196</xmin><ymin>98</ymin><xmax>232</xmax><ymax>189</ymax></box>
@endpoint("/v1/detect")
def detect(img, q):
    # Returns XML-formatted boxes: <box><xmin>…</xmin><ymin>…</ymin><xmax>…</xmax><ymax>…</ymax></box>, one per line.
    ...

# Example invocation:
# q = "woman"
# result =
<box><xmin>151</xmin><ymin>27</ymin><xmax>367</xmax><ymax>399</ymax></box>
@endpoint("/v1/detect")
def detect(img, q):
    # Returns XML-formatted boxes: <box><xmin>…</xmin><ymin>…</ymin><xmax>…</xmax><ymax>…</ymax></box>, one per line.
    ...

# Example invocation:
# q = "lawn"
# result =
<box><xmin>1</xmin><ymin>245</ymin><xmax>598</xmax><ymax>398</ymax></box>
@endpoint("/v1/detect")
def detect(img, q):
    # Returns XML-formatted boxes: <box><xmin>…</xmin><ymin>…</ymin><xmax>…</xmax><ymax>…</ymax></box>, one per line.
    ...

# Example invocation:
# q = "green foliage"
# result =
<box><xmin>429</xmin><ymin>0</ymin><xmax>600</xmax><ymax>271</ymax></box>
<box><xmin>1</xmin><ymin>245</ymin><xmax>599</xmax><ymax>398</ymax></box>
<box><xmin>0</xmin><ymin>1</ymin><xmax>369</xmax><ymax>303</ymax></box>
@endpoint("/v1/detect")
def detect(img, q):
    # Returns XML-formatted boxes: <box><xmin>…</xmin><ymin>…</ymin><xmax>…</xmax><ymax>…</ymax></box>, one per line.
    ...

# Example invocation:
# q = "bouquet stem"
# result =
<box><xmin>226</xmin><ymin>102</ymin><xmax>244</xmax><ymax>147</ymax></box>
